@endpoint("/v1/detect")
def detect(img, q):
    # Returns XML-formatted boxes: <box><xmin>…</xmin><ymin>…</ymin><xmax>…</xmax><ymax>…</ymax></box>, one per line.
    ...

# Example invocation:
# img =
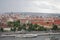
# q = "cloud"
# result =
<box><xmin>0</xmin><ymin>0</ymin><xmax>60</xmax><ymax>13</ymax></box>
<box><xmin>20</xmin><ymin>0</ymin><xmax>60</xmax><ymax>13</ymax></box>
<box><xmin>33</xmin><ymin>0</ymin><xmax>60</xmax><ymax>13</ymax></box>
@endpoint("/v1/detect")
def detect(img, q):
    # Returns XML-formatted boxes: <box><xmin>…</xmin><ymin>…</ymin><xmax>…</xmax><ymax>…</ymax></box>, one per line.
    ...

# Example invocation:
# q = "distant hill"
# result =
<box><xmin>2</xmin><ymin>12</ymin><xmax>60</xmax><ymax>17</ymax></box>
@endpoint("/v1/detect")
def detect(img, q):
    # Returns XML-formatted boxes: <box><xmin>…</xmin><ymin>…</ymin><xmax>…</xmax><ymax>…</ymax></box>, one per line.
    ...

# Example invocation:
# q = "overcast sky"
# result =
<box><xmin>0</xmin><ymin>0</ymin><xmax>60</xmax><ymax>13</ymax></box>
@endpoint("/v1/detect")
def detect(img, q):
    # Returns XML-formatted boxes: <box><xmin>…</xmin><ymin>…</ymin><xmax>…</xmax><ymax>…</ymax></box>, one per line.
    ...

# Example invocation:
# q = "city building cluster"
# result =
<box><xmin>0</xmin><ymin>13</ymin><xmax>60</xmax><ymax>28</ymax></box>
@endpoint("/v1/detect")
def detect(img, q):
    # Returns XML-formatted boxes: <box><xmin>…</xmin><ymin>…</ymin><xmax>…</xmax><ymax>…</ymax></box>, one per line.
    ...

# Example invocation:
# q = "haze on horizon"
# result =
<box><xmin>0</xmin><ymin>0</ymin><xmax>60</xmax><ymax>14</ymax></box>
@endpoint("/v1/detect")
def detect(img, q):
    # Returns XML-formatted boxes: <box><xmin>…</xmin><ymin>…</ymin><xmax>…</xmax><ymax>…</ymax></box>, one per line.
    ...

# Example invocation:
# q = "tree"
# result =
<box><xmin>22</xmin><ymin>24</ymin><xmax>26</xmax><ymax>30</ymax></box>
<box><xmin>52</xmin><ymin>24</ymin><xmax>58</xmax><ymax>30</ymax></box>
<box><xmin>8</xmin><ymin>20</ymin><xmax>21</xmax><ymax>31</ymax></box>
<box><xmin>0</xmin><ymin>27</ymin><xmax>4</xmax><ymax>32</ymax></box>
<box><xmin>13</xmin><ymin>27</ymin><xmax>16</xmax><ymax>32</ymax></box>
<box><xmin>10</xmin><ymin>28</ymin><xmax>13</xmax><ymax>31</ymax></box>
<box><xmin>7</xmin><ymin>21</ymin><xmax>13</xmax><ymax>27</ymax></box>
<box><xmin>27</xmin><ymin>23</ymin><xmax>40</xmax><ymax>31</ymax></box>
<box><xmin>13</xmin><ymin>20</ymin><xmax>20</xmax><ymax>28</ymax></box>
<box><xmin>17</xmin><ymin>27</ymin><xmax>22</xmax><ymax>31</ymax></box>
<box><xmin>33</xmin><ymin>24</ymin><xmax>39</xmax><ymax>31</ymax></box>
<box><xmin>26</xmin><ymin>22</ymin><xmax>39</xmax><ymax>31</ymax></box>
<box><xmin>10</xmin><ymin>27</ymin><xmax>16</xmax><ymax>32</ymax></box>
<box><xmin>37</xmin><ymin>26</ymin><xmax>47</xmax><ymax>31</ymax></box>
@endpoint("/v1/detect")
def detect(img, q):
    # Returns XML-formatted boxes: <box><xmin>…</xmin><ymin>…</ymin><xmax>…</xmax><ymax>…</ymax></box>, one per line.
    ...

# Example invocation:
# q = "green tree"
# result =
<box><xmin>0</xmin><ymin>27</ymin><xmax>4</xmax><ymax>32</ymax></box>
<box><xmin>22</xmin><ymin>24</ymin><xmax>26</xmax><ymax>30</ymax></box>
<box><xmin>52</xmin><ymin>24</ymin><xmax>58</xmax><ymax>30</ymax></box>
<box><xmin>7</xmin><ymin>21</ymin><xmax>13</xmax><ymax>27</ymax></box>
<box><xmin>33</xmin><ymin>24</ymin><xmax>39</xmax><ymax>31</ymax></box>
<box><xmin>17</xmin><ymin>24</ymin><xmax>26</xmax><ymax>31</ymax></box>
<box><xmin>13</xmin><ymin>27</ymin><xmax>16</xmax><ymax>32</ymax></box>
<box><xmin>10</xmin><ymin>28</ymin><xmax>13</xmax><ymax>31</ymax></box>
<box><xmin>17</xmin><ymin>27</ymin><xmax>22</xmax><ymax>31</ymax></box>
<box><xmin>8</xmin><ymin>20</ymin><xmax>21</xmax><ymax>31</ymax></box>
<box><xmin>10</xmin><ymin>27</ymin><xmax>16</xmax><ymax>32</ymax></box>
<box><xmin>27</xmin><ymin>23</ymin><xmax>39</xmax><ymax>31</ymax></box>
<box><xmin>37</xmin><ymin>26</ymin><xmax>47</xmax><ymax>31</ymax></box>
<box><xmin>28</xmin><ymin>23</ymin><xmax>34</xmax><ymax>31</ymax></box>
<box><xmin>13</xmin><ymin>20</ymin><xmax>20</xmax><ymax>28</ymax></box>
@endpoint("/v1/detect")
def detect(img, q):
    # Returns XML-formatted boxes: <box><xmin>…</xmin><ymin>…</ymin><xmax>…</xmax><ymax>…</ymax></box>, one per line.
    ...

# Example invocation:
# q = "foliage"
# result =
<box><xmin>26</xmin><ymin>23</ymin><xmax>47</xmax><ymax>31</ymax></box>
<box><xmin>52</xmin><ymin>24</ymin><xmax>58</xmax><ymax>30</ymax></box>
<box><xmin>17</xmin><ymin>27</ymin><xmax>22</xmax><ymax>31</ymax></box>
<box><xmin>27</xmin><ymin>23</ymin><xmax>36</xmax><ymax>31</ymax></box>
<box><xmin>10</xmin><ymin>28</ymin><xmax>13</xmax><ymax>31</ymax></box>
<box><xmin>22</xmin><ymin>24</ymin><xmax>26</xmax><ymax>30</ymax></box>
<box><xmin>10</xmin><ymin>27</ymin><xmax>16</xmax><ymax>32</ymax></box>
<box><xmin>13</xmin><ymin>20</ymin><xmax>20</xmax><ymax>27</ymax></box>
<box><xmin>0</xmin><ymin>27</ymin><xmax>4</xmax><ymax>32</ymax></box>
<box><xmin>8</xmin><ymin>20</ymin><xmax>20</xmax><ymax>31</ymax></box>
<box><xmin>7</xmin><ymin>20</ymin><xmax>48</xmax><ymax>31</ymax></box>
<box><xmin>37</xmin><ymin>26</ymin><xmax>47</xmax><ymax>31</ymax></box>
<box><xmin>7</xmin><ymin>21</ymin><xmax>13</xmax><ymax>27</ymax></box>
<box><xmin>13</xmin><ymin>27</ymin><xmax>16</xmax><ymax>32</ymax></box>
